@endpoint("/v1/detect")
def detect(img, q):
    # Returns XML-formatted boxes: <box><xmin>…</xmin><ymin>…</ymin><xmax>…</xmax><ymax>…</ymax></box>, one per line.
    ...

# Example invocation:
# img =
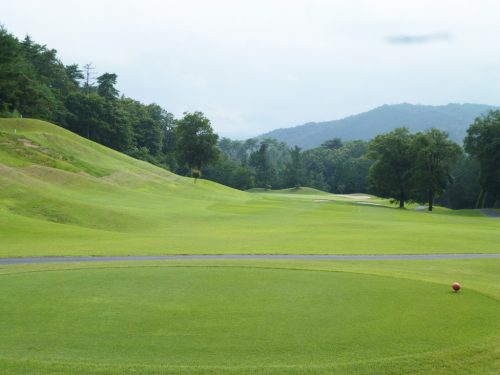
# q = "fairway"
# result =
<box><xmin>1</xmin><ymin>119</ymin><xmax>499</xmax><ymax>257</ymax></box>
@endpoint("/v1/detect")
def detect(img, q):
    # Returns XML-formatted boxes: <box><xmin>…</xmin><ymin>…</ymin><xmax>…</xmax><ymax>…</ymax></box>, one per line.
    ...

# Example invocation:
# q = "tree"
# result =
<box><xmin>440</xmin><ymin>155</ymin><xmax>481</xmax><ymax>209</ymax></box>
<box><xmin>368</xmin><ymin>127</ymin><xmax>415</xmax><ymax>208</ymax></box>
<box><xmin>0</xmin><ymin>25</ymin><xmax>182</xmax><ymax>167</ymax></box>
<box><xmin>321</xmin><ymin>138</ymin><xmax>343</xmax><ymax>150</ymax></box>
<box><xmin>0</xmin><ymin>27</ymin><xmax>28</xmax><ymax>115</ymax></box>
<box><xmin>249</xmin><ymin>142</ymin><xmax>274</xmax><ymax>189</ymax></box>
<box><xmin>203</xmin><ymin>155</ymin><xmax>255</xmax><ymax>190</ymax></box>
<box><xmin>83</xmin><ymin>63</ymin><xmax>96</xmax><ymax>95</ymax></box>
<box><xmin>283</xmin><ymin>146</ymin><xmax>305</xmax><ymax>188</ymax></box>
<box><xmin>120</xmin><ymin>99</ymin><xmax>163</xmax><ymax>158</ymax></box>
<box><xmin>65</xmin><ymin>64</ymin><xmax>84</xmax><ymax>87</ymax></box>
<box><xmin>174</xmin><ymin>111</ymin><xmax>219</xmax><ymax>180</ymax></box>
<box><xmin>137</xmin><ymin>118</ymin><xmax>162</xmax><ymax>158</ymax></box>
<box><xmin>329</xmin><ymin>141</ymin><xmax>371</xmax><ymax>194</ymax></box>
<box><xmin>302</xmin><ymin>147</ymin><xmax>336</xmax><ymax>192</ymax></box>
<box><xmin>231</xmin><ymin>166</ymin><xmax>254</xmax><ymax>190</ymax></box>
<box><xmin>159</xmin><ymin>111</ymin><xmax>177</xmax><ymax>169</ymax></box>
<box><xmin>65</xmin><ymin>92</ymin><xmax>105</xmax><ymax>139</ymax></box>
<box><xmin>411</xmin><ymin>129</ymin><xmax>462</xmax><ymax>211</ymax></box>
<box><xmin>464</xmin><ymin>111</ymin><xmax>500</xmax><ymax>207</ymax></box>
<box><xmin>97</xmin><ymin>73</ymin><xmax>119</xmax><ymax>101</ymax></box>
<box><xmin>100</xmin><ymin>100</ymin><xmax>133</xmax><ymax>152</ymax></box>
<box><xmin>0</xmin><ymin>28</ymin><xmax>62</xmax><ymax>121</ymax></box>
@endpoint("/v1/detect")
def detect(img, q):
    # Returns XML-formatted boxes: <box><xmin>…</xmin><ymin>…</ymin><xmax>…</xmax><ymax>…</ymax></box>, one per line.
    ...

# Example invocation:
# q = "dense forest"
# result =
<box><xmin>0</xmin><ymin>26</ymin><xmax>498</xmax><ymax>209</ymax></box>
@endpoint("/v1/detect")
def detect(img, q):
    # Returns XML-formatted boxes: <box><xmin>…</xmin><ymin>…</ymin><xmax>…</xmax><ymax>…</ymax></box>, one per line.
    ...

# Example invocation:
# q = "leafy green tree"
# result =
<box><xmin>242</xmin><ymin>139</ymin><xmax>259</xmax><ymax>157</ymax></box>
<box><xmin>139</xmin><ymin>111</ymin><xmax>163</xmax><ymax>157</ymax></box>
<box><xmin>309</xmin><ymin>171</ymin><xmax>329</xmax><ymax>192</ymax></box>
<box><xmin>464</xmin><ymin>111</ymin><xmax>500</xmax><ymax>207</ymax></box>
<box><xmin>65</xmin><ymin>64</ymin><xmax>84</xmax><ymax>87</ymax></box>
<box><xmin>65</xmin><ymin>92</ymin><xmax>132</xmax><ymax>151</ymax></box>
<box><xmin>204</xmin><ymin>155</ymin><xmax>255</xmax><ymax>190</ymax></box>
<box><xmin>97</xmin><ymin>73</ymin><xmax>119</xmax><ymax>101</ymax></box>
<box><xmin>120</xmin><ymin>98</ymin><xmax>163</xmax><ymax>157</ymax></box>
<box><xmin>440</xmin><ymin>155</ymin><xmax>481</xmax><ymax>209</ymax></box>
<box><xmin>329</xmin><ymin>141</ymin><xmax>371</xmax><ymax>193</ymax></box>
<box><xmin>174</xmin><ymin>112</ymin><xmax>219</xmax><ymax>180</ymax></box>
<box><xmin>249</xmin><ymin>142</ymin><xmax>275</xmax><ymax>189</ymax></box>
<box><xmin>0</xmin><ymin>27</ymin><xmax>28</xmax><ymax>115</ymax></box>
<box><xmin>231</xmin><ymin>166</ymin><xmax>254</xmax><ymax>190</ymax></box>
<box><xmin>159</xmin><ymin>111</ymin><xmax>177</xmax><ymax>169</ymax></box>
<box><xmin>302</xmin><ymin>147</ymin><xmax>335</xmax><ymax>192</ymax></box>
<box><xmin>18</xmin><ymin>36</ymin><xmax>73</xmax><ymax>123</ymax></box>
<box><xmin>101</xmin><ymin>101</ymin><xmax>133</xmax><ymax>152</ymax></box>
<box><xmin>411</xmin><ymin>129</ymin><xmax>462</xmax><ymax>211</ymax></box>
<box><xmin>283</xmin><ymin>146</ymin><xmax>305</xmax><ymax>188</ymax></box>
<box><xmin>20</xmin><ymin>36</ymin><xmax>74</xmax><ymax>96</ymax></box>
<box><xmin>65</xmin><ymin>92</ymin><xmax>105</xmax><ymax>140</ymax></box>
<box><xmin>0</xmin><ymin>25</ymin><xmax>181</xmax><ymax>166</ymax></box>
<box><xmin>0</xmin><ymin>28</ymin><xmax>61</xmax><ymax>121</ymax></box>
<box><xmin>368</xmin><ymin>128</ymin><xmax>415</xmax><ymax>208</ymax></box>
<box><xmin>218</xmin><ymin>137</ymin><xmax>243</xmax><ymax>159</ymax></box>
<box><xmin>321</xmin><ymin>138</ymin><xmax>343</xmax><ymax>150</ymax></box>
<box><xmin>301</xmin><ymin>140</ymin><xmax>371</xmax><ymax>194</ymax></box>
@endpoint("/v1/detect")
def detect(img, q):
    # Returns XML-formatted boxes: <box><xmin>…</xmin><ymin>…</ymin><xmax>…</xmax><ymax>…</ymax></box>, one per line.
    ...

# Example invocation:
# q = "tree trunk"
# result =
<box><xmin>481</xmin><ymin>191</ymin><xmax>488</xmax><ymax>208</ymax></box>
<box><xmin>399</xmin><ymin>189</ymin><xmax>405</xmax><ymax>208</ymax></box>
<box><xmin>428</xmin><ymin>190</ymin><xmax>434</xmax><ymax>211</ymax></box>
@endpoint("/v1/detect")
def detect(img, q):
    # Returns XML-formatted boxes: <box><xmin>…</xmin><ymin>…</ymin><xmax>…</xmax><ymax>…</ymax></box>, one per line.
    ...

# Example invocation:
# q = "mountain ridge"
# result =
<box><xmin>259</xmin><ymin>103</ymin><xmax>498</xmax><ymax>149</ymax></box>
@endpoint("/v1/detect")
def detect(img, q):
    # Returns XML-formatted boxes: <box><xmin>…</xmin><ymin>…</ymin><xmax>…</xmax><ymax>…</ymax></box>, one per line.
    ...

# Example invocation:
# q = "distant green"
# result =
<box><xmin>1</xmin><ymin>119</ymin><xmax>499</xmax><ymax>257</ymax></box>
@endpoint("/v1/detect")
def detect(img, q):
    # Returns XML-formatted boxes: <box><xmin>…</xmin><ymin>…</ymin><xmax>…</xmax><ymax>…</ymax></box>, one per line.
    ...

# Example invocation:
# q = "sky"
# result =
<box><xmin>2</xmin><ymin>0</ymin><xmax>500</xmax><ymax>139</ymax></box>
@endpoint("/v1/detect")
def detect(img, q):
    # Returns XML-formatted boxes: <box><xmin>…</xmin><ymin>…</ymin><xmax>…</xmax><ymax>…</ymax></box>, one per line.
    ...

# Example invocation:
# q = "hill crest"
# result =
<box><xmin>259</xmin><ymin>103</ymin><xmax>498</xmax><ymax>149</ymax></box>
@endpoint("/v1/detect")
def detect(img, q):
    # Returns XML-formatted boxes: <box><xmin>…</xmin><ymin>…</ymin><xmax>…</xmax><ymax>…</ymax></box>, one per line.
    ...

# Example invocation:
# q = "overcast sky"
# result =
<box><xmin>2</xmin><ymin>0</ymin><xmax>500</xmax><ymax>138</ymax></box>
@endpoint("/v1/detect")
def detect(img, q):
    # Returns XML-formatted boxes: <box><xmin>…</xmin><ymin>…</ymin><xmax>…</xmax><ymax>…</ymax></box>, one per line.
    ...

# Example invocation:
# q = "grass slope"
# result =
<box><xmin>0</xmin><ymin>258</ymin><xmax>498</xmax><ymax>374</ymax></box>
<box><xmin>1</xmin><ymin>118</ymin><xmax>499</xmax><ymax>257</ymax></box>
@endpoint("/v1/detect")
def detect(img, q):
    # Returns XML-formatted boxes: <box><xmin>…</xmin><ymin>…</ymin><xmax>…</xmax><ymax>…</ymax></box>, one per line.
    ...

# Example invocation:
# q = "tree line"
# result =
<box><xmin>0</xmin><ymin>26</ymin><xmax>179</xmax><ymax>167</ymax></box>
<box><xmin>208</xmin><ymin>120</ymin><xmax>498</xmax><ymax>211</ymax></box>
<box><xmin>1</xmin><ymin>26</ymin><xmax>498</xmax><ymax>209</ymax></box>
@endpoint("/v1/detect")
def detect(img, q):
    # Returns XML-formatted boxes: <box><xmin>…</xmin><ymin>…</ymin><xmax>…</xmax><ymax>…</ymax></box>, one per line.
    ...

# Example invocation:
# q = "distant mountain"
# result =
<box><xmin>259</xmin><ymin>103</ymin><xmax>498</xmax><ymax>149</ymax></box>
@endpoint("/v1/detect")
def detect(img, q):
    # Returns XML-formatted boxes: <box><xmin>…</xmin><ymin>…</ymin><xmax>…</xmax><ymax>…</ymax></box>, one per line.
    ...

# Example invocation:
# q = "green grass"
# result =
<box><xmin>1</xmin><ymin>119</ymin><xmax>499</xmax><ymax>257</ymax></box>
<box><xmin>0</xmin><ymin>258</ymin><xmax>498</xmax><ymax>374</ymax></box>
<box><xmin>247</xmin><ymin>186</ymin><xmax>332</xmax><ymax>195</ymax></box>
<box><xmin>1</xmin><ymin>119</ymin><xmax>499</xmax><ymax>374</ymax></box>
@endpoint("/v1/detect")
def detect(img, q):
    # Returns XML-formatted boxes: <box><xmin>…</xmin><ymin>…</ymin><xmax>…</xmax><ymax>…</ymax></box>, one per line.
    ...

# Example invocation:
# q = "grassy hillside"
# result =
<box><xmin>260</xmin><ymin>103</ymin><xmax>497</xmax><ymax>149</ymax></box>
<box><xmin>1</xmin><ymin>118</ymin><xmax>499</xmax><ymax>257</ymax></box>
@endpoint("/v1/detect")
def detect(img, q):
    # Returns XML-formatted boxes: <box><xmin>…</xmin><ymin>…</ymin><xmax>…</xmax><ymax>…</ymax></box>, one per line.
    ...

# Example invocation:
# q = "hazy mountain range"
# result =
<box><xmin>259</xmin><ymin>103</ymin><xmax>497</xmax><ymax>149</ymax></box>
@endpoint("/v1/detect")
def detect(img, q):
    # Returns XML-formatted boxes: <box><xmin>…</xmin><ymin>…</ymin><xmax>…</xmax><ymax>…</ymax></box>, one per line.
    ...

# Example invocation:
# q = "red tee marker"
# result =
<box><xmin>452</xmin><ymin>282</ymin><xmax>461</xmax><ymax>292</ymax></box>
